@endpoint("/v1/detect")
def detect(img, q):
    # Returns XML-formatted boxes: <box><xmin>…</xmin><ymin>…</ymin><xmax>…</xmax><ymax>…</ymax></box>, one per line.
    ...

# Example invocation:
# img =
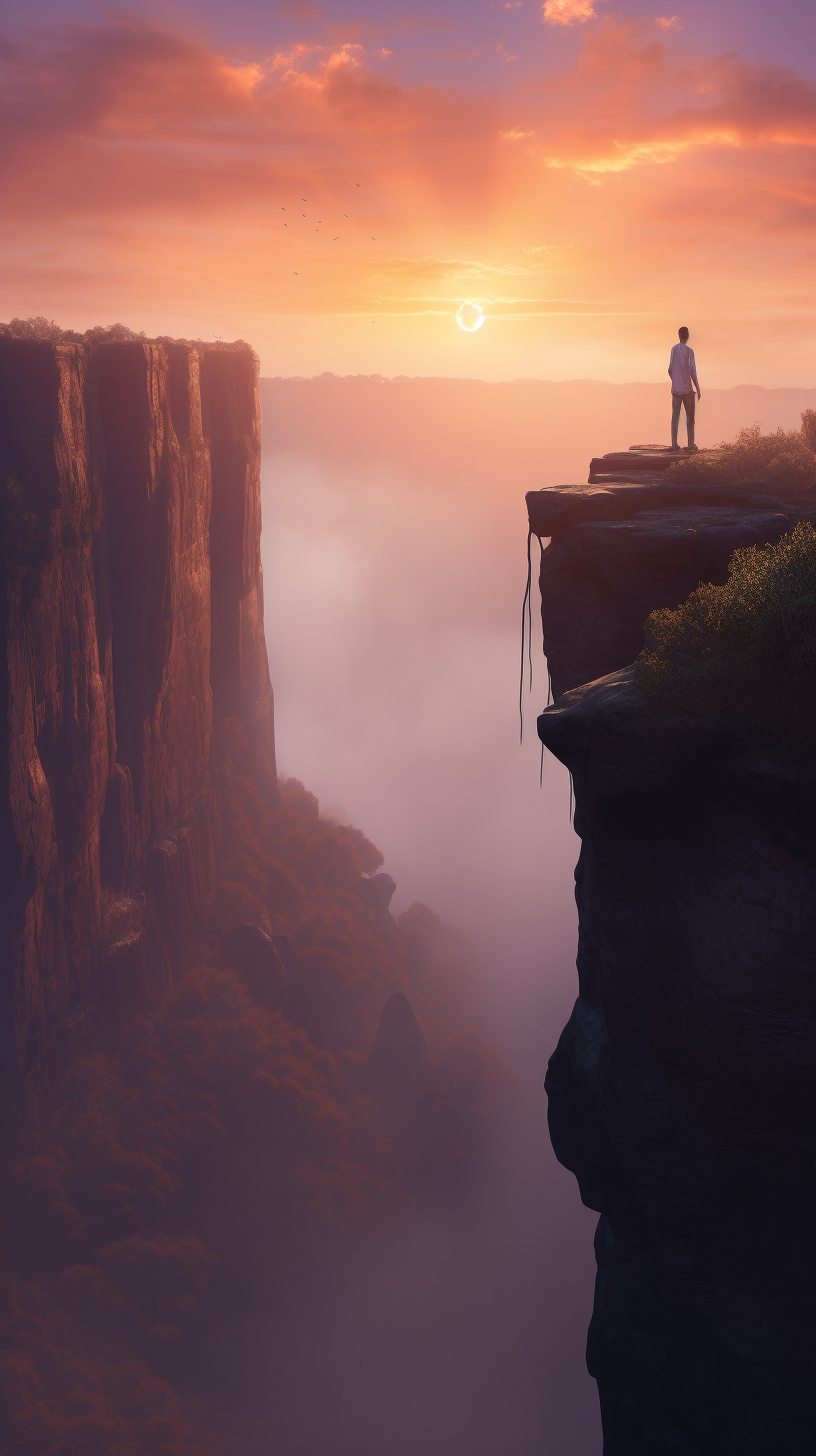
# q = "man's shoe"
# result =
<box><xmin>687</xmin><ymin>444</ymin><xmax>699</xmax><ymax>452</ymax></box>
<box><xmin>670</xmin><ymin>446</ymin><xmax>681</xmax><ymax>452</ymax></box>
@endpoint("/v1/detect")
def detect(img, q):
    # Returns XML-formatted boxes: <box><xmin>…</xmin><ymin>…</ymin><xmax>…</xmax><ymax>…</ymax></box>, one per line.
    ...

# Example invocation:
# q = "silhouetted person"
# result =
<box><xmin>668</xmin><ymin>326</ymin><xmax>701</xmax><ymax>451</ymax></box>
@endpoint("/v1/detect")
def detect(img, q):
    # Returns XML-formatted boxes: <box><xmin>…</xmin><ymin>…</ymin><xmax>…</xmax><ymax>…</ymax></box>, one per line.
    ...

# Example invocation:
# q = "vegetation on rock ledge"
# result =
<box><xmin>665</xmin><ymin>413</ymin><xmax>816</xmax><ymax>490</ymax></box>
<box><xmin>636</xmin><ymin>522</ymin><xmax>816</xmax><ymax>746</ymax></box>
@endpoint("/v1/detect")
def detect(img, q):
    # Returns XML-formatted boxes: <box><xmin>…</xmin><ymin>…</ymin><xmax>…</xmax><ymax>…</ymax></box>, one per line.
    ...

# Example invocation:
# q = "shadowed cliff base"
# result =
<box><xmin>532</xmin><ymin>427</ymin><xmax>816</xmax><ymax>1453</ymax></box>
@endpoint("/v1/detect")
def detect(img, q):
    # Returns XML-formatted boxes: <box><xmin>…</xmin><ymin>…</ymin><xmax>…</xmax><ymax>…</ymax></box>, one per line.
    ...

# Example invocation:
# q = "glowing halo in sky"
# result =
<box><xmin>455</xmin><ymin>301</ymin><xmax>485</xmax><ymax>333</ymax></box>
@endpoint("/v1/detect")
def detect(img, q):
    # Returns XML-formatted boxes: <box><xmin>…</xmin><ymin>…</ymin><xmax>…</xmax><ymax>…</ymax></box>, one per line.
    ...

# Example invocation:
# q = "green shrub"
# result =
<box><xmin>635</xmin><ymin>521</ymin><xmax>816</xmax><ymax>745</ymax></box>
<box><xmin>665</xmin><ymin>417</ymin><xmax>816</xmax><ymax>490</ymax></box>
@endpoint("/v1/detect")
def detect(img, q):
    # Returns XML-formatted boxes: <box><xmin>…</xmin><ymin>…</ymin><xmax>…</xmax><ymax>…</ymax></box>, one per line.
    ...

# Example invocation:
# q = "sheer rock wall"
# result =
<box><xmin>530</xmin><ymin>475</ymin><xmax>814</xmax><ymax>1452</ymax></box>
<box><xmin>0</xmin><ymin>333</ymin><xmax>276</xmax><ymax>1112</ymax></box>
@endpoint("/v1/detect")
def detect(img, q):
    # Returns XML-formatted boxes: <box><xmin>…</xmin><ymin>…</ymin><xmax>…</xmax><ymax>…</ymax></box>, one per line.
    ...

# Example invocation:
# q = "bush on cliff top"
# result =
<box><xmin>0</xmin><ymin>315</ymin><xmax>146</xmax><ymax>345</ymax></box>
<box><xmin>636</xmin><ymin>521</ymin><xmax>816</xmax><ymax>745</ymax></box>
<box><xmin>665</xmin><ymin>415</ymin><xmax>816</xmax><ymax>490</ymax></box>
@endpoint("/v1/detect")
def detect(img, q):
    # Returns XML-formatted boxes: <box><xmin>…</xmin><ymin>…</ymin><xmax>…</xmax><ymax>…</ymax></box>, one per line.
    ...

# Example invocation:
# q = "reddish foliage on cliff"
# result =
<box><xmin>1</xmin><ymin>752</ymin><xmax>509</xmax><ymax>1454</ymax></box>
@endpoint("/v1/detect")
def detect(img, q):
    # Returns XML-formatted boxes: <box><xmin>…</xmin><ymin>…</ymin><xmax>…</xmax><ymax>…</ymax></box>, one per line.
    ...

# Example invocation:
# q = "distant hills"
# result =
<box><xmin>260</xmin><ymin>376</ymin><xmax>816</xmax><ymax>489</ymax></box>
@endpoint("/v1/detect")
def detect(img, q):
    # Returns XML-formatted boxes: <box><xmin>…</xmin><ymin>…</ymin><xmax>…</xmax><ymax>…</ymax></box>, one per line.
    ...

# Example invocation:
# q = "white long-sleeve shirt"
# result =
<box><xmin>669</xmin><ymin>342</ymin><xmax>699</xmax><ymax>394</ymax></box>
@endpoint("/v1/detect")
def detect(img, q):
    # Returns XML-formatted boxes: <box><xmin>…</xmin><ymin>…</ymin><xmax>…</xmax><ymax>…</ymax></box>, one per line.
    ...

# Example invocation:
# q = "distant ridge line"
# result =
<box><xmin>262</xmin><ymin>375</ymin><xmax>816</xmax><ymax>393</ymax></box>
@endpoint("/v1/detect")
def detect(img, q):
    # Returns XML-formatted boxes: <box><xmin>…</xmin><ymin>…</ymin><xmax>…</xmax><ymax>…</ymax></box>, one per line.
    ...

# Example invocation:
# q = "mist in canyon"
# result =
<box><xmin>260</xmin><ymin>376</ymin><xmax>813</xmax><ymax>1029</ymax></box>
<box><xmin>6</xmin><ymin>353</ymin><xmax>810</xmax><ymax>1456</ymax></box>
<box><xmin>256</xmin><ymin>375</ymin><xmax>813</xmax><ymax>1454</ymax></box>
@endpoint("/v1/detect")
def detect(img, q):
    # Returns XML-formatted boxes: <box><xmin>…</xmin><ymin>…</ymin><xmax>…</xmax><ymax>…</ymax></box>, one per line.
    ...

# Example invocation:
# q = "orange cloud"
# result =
<box><xmin>542</xmin><ymin>0</ymin><xmax>597</xmax><ymax>24</ymax></box>
<box><xmin>542</xmin><ymin>23</ymin><xmax>816</xmax><ymax>174</ymax></box>
<box><xmin>0</xmin><ymin>15</ymin><xmax>813</xmax><ymax>383</ymax></box>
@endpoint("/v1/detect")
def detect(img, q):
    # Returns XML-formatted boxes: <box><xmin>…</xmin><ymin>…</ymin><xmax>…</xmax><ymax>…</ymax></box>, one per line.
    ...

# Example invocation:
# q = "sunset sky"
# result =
<box><xmin>2</xmin><ymin>0</ymin><xmax>814</xmax><ymax>382</ymax></box>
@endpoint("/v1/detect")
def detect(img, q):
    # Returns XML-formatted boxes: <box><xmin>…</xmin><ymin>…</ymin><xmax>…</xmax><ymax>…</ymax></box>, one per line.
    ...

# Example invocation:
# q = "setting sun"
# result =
<box><xmin>456</xmin><ymin>301</ymin><xmax>486</xmax><ymax>332</ymax></box>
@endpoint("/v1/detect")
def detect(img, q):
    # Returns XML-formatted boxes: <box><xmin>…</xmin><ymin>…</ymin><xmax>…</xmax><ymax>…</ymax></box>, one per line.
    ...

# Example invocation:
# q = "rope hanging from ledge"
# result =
<box><xmin>519</xmin><ymin>529</ymin><xmax>544</xmax><ymax>745</ymax></box>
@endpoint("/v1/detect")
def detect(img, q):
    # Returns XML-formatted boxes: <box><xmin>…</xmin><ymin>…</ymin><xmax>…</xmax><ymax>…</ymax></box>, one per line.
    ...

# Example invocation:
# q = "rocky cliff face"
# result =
<box><xmin>530</xmin><ymin>462</ymin><xmax>814</xmax><ymax>1452</ymax></box>
<box><xmin>527</xmin><ymin>465</ymin><xmax>814</xmax><ymax>701</ymax></box>
<box><xmin>0</xmin><ymin>330</ymin><xmax>276</xmax><ymax>1115</ymax></box>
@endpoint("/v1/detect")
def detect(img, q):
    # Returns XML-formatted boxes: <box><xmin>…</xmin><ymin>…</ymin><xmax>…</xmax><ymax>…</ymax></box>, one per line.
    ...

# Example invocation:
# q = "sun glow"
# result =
<box><xmin>456</xmin><ymin>301</ymin><xmax>485</xmax><ymax>332</ymax></box>
<box><xmin>1</xmin><ymin>12</ymin><xmax>812</xmax><ymax>382</ymax></box>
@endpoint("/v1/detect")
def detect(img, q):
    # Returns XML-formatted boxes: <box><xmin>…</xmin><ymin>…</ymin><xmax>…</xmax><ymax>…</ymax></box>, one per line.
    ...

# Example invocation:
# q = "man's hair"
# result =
<box><xmin>678</xmin><ymin>326</ymin><xmax>689</xmax><ymax>340</ymax></box>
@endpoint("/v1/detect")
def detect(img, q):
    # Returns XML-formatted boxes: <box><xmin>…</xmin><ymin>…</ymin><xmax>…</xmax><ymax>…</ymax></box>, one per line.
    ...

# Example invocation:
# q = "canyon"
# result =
<box><xmin>3</xmin><ymin>341</ymin><xmax>812</xmax><ymax>1452</ymax></box>
<box><xmin>531</xmin><ymin>451</ymin><xmax>814</xmax><ymax>1453</ymax></box>
<box><xmin>4</xmin><ymin>336</ymin><xmax>559</xmax><ymax>1456</ymax></box>
<box><xmin>0</xmin><ymin>327</ymin><xmax>276</xmax><ymax>1119</ymax></box>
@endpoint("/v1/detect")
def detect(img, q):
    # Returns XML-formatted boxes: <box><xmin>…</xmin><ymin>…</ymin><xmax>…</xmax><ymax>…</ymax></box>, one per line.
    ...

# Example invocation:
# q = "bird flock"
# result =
<box><xmin>279</xmin><ymin>182</ymin><xmax>376</xmax><ymax>275</ymax></box>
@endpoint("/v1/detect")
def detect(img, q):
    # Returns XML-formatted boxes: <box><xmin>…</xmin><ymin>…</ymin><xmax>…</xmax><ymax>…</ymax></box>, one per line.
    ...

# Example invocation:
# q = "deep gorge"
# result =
<box><xmin>2</xmin><ymin>341</ymin><xmax>813</xmax><ymax>1453</ymax></box>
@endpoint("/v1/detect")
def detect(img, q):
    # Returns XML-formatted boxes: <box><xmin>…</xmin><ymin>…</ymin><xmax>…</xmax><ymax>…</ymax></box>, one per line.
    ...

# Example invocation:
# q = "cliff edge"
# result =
<box><xmin>0</xmin><ymin>327</ymin><xmax>277</xmax><ymax>1114</ymax></box>
<box><xmin>530</xmin><ymin>455</ymin><xmax>814</xmax><ymax>1452</ymax></box>
<box><xmin>527</xmin><ymin>459</ymin><xmax>815</xmax><ymax>701</ymax></box>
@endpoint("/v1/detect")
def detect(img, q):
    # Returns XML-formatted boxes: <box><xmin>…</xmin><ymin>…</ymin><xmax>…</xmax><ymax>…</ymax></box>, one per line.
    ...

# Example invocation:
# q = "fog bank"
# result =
<box><xmin>258</xmin><ymin>374</ymin><xmax>812</xmax><ymax>1451</ymax></box>
<box><xmin>259</xmin><ymin>377</ymin><xmax>616</xmax><ymax>1452</ymax></box>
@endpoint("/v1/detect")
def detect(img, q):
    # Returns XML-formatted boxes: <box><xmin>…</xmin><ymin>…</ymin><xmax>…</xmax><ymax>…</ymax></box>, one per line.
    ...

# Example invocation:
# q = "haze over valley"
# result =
<box><xmin>258</xmin><ymin>372</ymin><xmax>813</xmax><ymax>1450</ymax></box>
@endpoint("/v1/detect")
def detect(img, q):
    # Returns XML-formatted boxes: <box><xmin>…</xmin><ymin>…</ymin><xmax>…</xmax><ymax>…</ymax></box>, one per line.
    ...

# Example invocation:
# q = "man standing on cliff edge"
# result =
<box><xmin>668</xmin><ymin>326</ymin><xmax>701</xmax><ymax>451</ymax></box>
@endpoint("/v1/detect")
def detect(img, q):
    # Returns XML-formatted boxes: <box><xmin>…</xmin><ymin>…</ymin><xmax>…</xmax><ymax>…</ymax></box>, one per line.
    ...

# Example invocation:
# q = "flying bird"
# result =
<box><xmin>370</xmin><ymin>236</ymin><xmax>376</xmax><ymax>240</ymax></box>
<box><xmin>302</xmin><ymin>214</ymin><xmax>306</xmax><ymax>217</ymax></box>
<box><xmin>333</xmin><ymin>236</ymin><xmax>339</xmax><ymax>240</ymax></box>
<box><xmin>356</xmin><ymin>183</ymin><xmax>360</xmax><ymax>187</ymax></box>
<box><xmin>281</xmin><ymin>207</ymin><xmax>285</xmax><ymax>211</ymax></box>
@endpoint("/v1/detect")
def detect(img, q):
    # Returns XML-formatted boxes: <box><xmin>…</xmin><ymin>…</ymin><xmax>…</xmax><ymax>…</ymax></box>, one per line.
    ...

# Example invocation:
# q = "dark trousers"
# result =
<box><xmin>671</xmin><ymin>391</ymin><xmax>696</xmax><ymax>447</ymax></box>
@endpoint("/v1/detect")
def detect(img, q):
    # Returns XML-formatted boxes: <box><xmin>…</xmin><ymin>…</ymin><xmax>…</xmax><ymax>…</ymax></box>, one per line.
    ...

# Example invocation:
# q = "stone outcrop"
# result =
<box><xmin>355</xmin><ymin>871</ymin><xmax>398</xmax><ymax>917</ymax></box>
<box><xmin>527</xmin><ymin>474</ymin><xmax>815</xmax><ymax>700</ymax></box>
<box><xmin>530</xmin><ymin>456</ymin><xmax>815</xmax><ymax>1451</ymax></box>
<box><xmin>0</xmin><ymin>329</ymin><xmax>277</xmax><ymax>1115</ymax></box>
<box><xmin>587</xmin><ymin>444</ymin><xmax>710</xmax><ymax>484</ymax></box>
<box><xmin>366</xmin><ymin>991</ymin><xmax>429</xmax><ymax>1097</ymax></box>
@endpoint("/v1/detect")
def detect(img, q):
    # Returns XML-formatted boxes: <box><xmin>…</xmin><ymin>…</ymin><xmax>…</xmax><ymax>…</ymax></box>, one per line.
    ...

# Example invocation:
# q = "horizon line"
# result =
<box><xmin>259</xmin><ymin>375</ymin><xmax>816</xmax><ymax>391</ymax></box>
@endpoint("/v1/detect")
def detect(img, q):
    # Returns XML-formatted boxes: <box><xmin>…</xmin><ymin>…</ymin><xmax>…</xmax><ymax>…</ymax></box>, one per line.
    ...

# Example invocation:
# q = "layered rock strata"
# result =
<box><xmin>0</xmin><ymin>331</ymin><xmax>276</xmax><ymax>1112</ymax></box>
<box><xmin>527</xmin><ymin>476</ymin><xmax>815</xmax><ymax>699</ymax></box>
<box><xmin>586</xmin><ymin>445</ymin><xmax>720</xmax><ymax>484</ymax></box>
<box><xmin>530</xmin><ymin>463</ymin><xmax>814</xmax><ymax>1451</ymax></box>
